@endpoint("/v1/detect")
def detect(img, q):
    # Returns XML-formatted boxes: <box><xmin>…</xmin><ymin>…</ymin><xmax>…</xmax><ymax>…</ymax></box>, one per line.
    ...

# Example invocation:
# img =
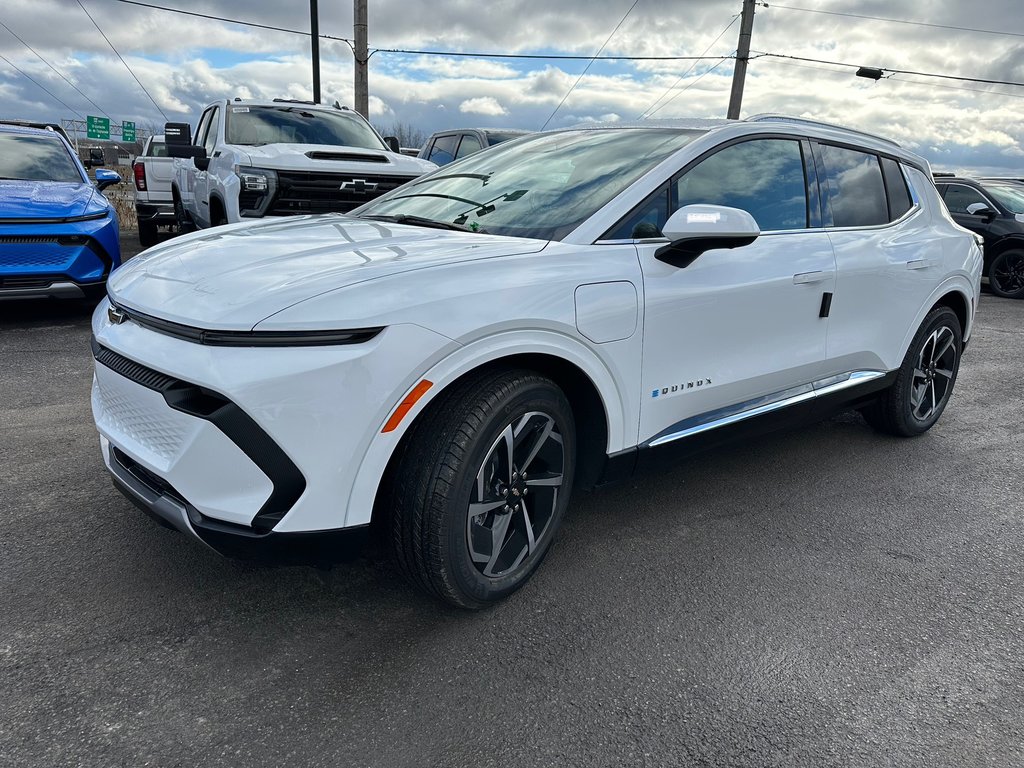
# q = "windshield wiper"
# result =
<box><xmin>358</xmin><ymin>214</ymin><xmax>479</xmax><ymax>232</ymax></box>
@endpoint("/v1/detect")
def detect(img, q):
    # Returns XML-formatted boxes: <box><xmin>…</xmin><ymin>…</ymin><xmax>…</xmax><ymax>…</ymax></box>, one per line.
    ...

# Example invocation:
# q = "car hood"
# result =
<box><xmin>236</xmin><ymin>144</ymin><xmax>435</xmax><ymax>175</ymax></box>
<box><xmin>0</xmin><ymin>181</ymin><xmax>107</xmax><ymax>221</ymax></box>
<box><xmin>107</xmin><ymin>215</ymin><xmax>547</xmax><ymax>329</ymax></box>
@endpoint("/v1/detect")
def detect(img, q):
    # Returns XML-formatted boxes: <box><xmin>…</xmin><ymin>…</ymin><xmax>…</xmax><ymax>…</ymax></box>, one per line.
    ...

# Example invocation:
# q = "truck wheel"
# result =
<box><xmin>137</xmin><ymin>220</ymin><xmax>158</xmax><ymax>248</ymax></box>
<box><xmin>384</xmin><ymin>370</ymin><xmax>576</xmax><ymax>609</ymax></box>
<box><xmin>174</xmin><ymin>196</ymin><xmax>196</xmax><ymax>235</ymax></box>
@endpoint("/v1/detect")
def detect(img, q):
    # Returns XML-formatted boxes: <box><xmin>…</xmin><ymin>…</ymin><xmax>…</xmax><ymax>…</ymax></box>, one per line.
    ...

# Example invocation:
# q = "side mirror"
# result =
<box><xmin>94</xmin><ymin>168</ymin><xmax>121</xmax><ymax>191</ymax></box>
<box><xmin>193</xmin><ymin>155</ymin><xmax>210</xmax><ymax>172</ymax></box>
<box><xmin>656</xmin><ymin>204</ymin><xmax>760</xmax><ymax>268</ymax></box>
<box><xmin>965</xmin><ymin>202</ymin><xmax>997</xmax><ymax>221</ymax></box>
<box><xmin>384</xmin><ymin>135</ymin><xmax>401</xmax><ymax>153</ymax></box>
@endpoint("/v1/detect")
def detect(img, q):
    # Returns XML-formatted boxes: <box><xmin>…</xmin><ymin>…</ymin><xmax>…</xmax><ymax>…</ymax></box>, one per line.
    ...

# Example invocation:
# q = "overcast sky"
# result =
<box><xmin>2</xmin><ymin>0</ymin><xmax>1023</xmax><ymax>173</ymax></box>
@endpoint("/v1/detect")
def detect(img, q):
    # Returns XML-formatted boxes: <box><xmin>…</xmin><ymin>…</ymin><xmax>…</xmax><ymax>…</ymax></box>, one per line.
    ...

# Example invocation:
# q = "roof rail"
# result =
<box><xmin>272</xmin><ymin>98</ymin><xmax>319</xmax><ymax>105</ymax></box>
<box><xmin>932</xmin><ymin>171</ymin><xmax>956</xmax><ymax>178</ymax></box>
<box><xmin>744</xmin><ymin>113</ymin><xmax>901</xmax><ymax>148</ymax></box>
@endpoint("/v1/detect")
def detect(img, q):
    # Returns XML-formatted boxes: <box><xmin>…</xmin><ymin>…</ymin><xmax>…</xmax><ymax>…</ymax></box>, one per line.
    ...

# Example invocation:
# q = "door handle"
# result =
<box><xmin>905</xmin><ymin>259</ymin><xmax>933</xmax><ymax>270</ymax></box>
<box><xmin>793</xmin><ymin>270</ymin><xmax>834</xmax><ymax>284</ymax></box>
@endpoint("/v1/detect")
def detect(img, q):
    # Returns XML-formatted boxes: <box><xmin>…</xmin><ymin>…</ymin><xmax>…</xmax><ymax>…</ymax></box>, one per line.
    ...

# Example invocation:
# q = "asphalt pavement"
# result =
<box><xmin>2</xmin><ymin>238</ymin><xmax>1022</xmax><ymax>767</ymax></box>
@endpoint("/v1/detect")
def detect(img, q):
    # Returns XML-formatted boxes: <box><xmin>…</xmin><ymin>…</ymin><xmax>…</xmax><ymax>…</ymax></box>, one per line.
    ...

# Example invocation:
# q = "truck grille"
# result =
<box><xmin>267</xmin><ymin>171</ymin><xmax>416</xmax><ymax>215</ymax></box>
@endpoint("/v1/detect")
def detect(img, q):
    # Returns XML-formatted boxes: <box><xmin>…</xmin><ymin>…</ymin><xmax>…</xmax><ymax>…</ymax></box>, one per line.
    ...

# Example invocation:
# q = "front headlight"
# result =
<box><xmin>234</xmin><ymin>166</ymin><xmax>278</xmax><ymax>216</ymax></box>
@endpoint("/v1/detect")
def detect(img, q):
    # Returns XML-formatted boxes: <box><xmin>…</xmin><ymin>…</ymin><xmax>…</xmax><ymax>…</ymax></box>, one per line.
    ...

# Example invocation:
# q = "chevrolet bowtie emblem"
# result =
<box><xmin>340</xmin><ymin>179</ymin><xmax>378</xmax><ymax>194</ymax></box>
<box><xmin>107</xmin><ymin>305</ymin><xmax>128</xmax><ymax>324</ymax></box>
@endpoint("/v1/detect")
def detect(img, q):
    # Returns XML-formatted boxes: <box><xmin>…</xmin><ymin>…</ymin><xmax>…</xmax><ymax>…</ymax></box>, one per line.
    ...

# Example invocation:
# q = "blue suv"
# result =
<box><xmin>0</xmin><ymin>124</ymin><xmax>122</xmax><ymax>299</ymax></box>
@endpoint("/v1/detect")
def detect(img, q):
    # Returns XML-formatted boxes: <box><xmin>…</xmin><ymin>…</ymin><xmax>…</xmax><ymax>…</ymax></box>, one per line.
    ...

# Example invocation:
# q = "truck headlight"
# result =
<box><xmin>234</xmin><ymin>166</ymin><xmax>277</xmax><ymax>216</ymax></box>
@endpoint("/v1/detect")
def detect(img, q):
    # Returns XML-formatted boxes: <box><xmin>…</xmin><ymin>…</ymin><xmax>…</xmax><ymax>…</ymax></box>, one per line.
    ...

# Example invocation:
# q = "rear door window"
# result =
<box><xmin>818</xmin><ymin>144</ymin><xmax>888</xmax><ymax>227</ymax></box>
<box><xmin>880</xmin><ymin>157</ymin><xmax>912</xmax><ymax>219</ymax></box>
<box><xmin>455</xmin><ymin>133</ymin><xmax>482</xmax><ymax>160</ymax></box>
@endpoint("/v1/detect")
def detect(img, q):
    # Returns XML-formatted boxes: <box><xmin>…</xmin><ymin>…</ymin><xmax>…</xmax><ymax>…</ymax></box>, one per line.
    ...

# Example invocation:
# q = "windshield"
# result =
<box><xmin>985</xmin><ymin>183</ymin><xmax>1024</xmax><ymax>214</ymax></box>
<box><xmin>225</xmin><ymin>106</ymin><xmax>387</xmax><ymax>149</ymax></box>
<box><xmin>0</xmin><ymin>134</ymin><xmax>83</xmax><ymax>182</ymax></box>
<box><xmin>352</xmin><ymin>128</ymin><xmax>704</xmax><ymax>240</ymax></box>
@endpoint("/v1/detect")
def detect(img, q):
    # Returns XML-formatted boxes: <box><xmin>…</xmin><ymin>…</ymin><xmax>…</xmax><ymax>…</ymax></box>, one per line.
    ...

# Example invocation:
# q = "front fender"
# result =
<box><xmin>343</xmin><ymin>329</ymin><xmax>632</xmax><ymax>528</ymax></box>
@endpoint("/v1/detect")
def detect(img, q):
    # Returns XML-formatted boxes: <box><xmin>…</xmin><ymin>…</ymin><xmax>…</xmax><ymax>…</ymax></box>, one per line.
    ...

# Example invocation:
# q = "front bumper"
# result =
<box><xmin>0</xmin><ymin>215</ymin><xmax>120</xmax><ymax>297</ymax></box>
<box><xmin>91</xmin><ymin>298</ymin><xmax>454</xmax><ymax>538</ymax></box>
<box><xmin>106</xmin><ymin>438</ymin><xmax>369</xmax><ymax>562</ymax></box>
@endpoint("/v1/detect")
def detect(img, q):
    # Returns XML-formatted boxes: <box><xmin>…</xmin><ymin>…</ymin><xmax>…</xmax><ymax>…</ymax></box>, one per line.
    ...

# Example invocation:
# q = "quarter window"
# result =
<box><xmin>880</xmin><ymin>157</ymin><xmax>912</xmax><ymax>219</ymax></box>
<box><xmin>676</xmin><ymin>139</ymin><xmax>808</xmax><ymax>231</ymax></box>
<box><xmin>819</xmin><ymin>144</ymin><xmax>888</xmax><ymax>227</ymax></box>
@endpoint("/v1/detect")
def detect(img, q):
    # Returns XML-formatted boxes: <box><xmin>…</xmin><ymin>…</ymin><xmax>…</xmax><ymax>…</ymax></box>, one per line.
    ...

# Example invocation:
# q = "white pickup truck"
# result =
<box><xmin>164</xmin><ymin>99</ymin><xmax>435</xmax><ymax>230</ymax></box>
<box><xmin>132</xmin><ymin>135</ymin><xmax>176</xmax><ymax>247</ymax></box>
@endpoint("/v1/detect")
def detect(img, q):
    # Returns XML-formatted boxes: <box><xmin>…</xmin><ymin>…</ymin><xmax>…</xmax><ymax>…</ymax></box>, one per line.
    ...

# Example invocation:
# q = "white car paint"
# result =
<box><xmin>92</xmin><ymin>117</ymin><xmax>982</xmax><ymax>550</ymax></box>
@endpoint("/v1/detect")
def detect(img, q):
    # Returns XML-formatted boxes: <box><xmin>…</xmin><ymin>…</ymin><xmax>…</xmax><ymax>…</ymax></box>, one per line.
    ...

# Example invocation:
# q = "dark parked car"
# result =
<box><xmin>933</xmin><ymin>174</ymin><xmax>1024</xmax><ymax>298</ymax></box>
<box><xmin>418</xmin><ymin>128</ymin><xmax>531</xmax><ymax>166</ymax></box>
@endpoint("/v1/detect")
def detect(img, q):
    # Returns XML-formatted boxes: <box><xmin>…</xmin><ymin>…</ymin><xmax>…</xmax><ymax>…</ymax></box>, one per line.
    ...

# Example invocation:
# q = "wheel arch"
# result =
<box><xmin>989</xmin><ymin>234</ymin><xmax>1024</xmax><ymax>261</ymax></box>
<box><xmin>209</xmin><ymin>193</ymin><xmax>227</xmax><ymax>225</ymax></box>
<box><xmin>897</xmin><ymin>280</ymin><xmax>975</xmax><ymax>365</ymax></box>
<box><xmin>346</xmin><ymin>333</ymin><xmax>631</xmax><ymax>529</ymax></box>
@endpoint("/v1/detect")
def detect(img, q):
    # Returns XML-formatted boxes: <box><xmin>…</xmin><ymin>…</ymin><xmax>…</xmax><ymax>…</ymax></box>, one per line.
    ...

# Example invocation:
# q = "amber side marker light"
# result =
<box><xmin>382</xmin><ymin>380</ymin><xmax>433</xmax><ymax>433</ymax></box>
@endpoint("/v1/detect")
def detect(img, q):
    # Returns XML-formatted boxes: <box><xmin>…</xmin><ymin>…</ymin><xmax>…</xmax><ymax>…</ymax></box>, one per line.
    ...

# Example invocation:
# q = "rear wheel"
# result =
<box><xmin>989</xmin><ymin>249</ymin><xmax>1024</xmax><ymax>298</ymax></box>
<box><xmin>385</xmin><ymin>370</ymin><xmax>576</xmax><ymax>609</ymax></box>
<box><xmin>861</xmin><ymin>306</ymin><xmax>962</xmax><ymax>436</ymax></box>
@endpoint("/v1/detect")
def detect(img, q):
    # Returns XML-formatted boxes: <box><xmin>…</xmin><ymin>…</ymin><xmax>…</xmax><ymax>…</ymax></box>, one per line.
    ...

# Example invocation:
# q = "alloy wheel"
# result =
<box><xmin>910</xmin><ymin>325</ymin><xmax>957</xmax><ymax>421</ymax></box>
<box><xmin>992</xmin><ymin>252</ymin><xmax>1024</xmax><ymax>296</ymax></box>
<box><xmin>466</xmin><ymin>411</ymin><xmax>565</xmax><ymax>578</ymax></box>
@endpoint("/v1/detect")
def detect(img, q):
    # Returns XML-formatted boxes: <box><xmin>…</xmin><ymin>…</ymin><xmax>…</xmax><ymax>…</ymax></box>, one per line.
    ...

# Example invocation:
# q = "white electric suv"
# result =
<box><xmin>91</xmin><ymin>116</ymin><xmax>982</xmax><ymax>608</ymax></box>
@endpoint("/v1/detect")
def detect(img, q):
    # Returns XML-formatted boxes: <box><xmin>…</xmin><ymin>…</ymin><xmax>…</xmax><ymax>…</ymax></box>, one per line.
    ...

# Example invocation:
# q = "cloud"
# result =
<box><xmin>458</xmin><ymin>96</ymin><xmax>508</xmax><ymax>116</ymax></box>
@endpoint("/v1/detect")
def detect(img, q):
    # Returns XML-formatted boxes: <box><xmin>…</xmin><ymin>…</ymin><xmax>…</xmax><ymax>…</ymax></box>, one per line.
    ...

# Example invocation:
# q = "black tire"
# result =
<box><xmin>384</xmin><ymin>370</ymin><xmax>576</xmax><ymax>609</ymax></box>
<box><xmin>988</xmin><ymin>249</ymin><xmax>1024</xmax><ymax>299</ymax></box>
<box><xmin>137</xmin><ymin>220</ymin><xmax>158</xmax><ymax>248</ymax></box>
<box><xmin>174</xmin><ymin>195</ymin><xmax>196</xmax><ymax>235</ymax></box>
<box><xmin>861</xmin><ymin>306</ymin><xmax>962</xmax><ymax>437</ymax></box>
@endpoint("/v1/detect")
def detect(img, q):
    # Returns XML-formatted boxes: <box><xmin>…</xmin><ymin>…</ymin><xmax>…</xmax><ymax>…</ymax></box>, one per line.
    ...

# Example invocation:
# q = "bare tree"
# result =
<box><xmin>374</xmin><ymin>121</ymin><xmax>427</xmax><ymax>150</ymax></box>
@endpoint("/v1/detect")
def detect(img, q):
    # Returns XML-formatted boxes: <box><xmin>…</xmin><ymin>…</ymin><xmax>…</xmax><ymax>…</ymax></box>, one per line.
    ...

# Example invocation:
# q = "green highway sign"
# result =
<box><xmin>86</xmin><ymin>115</ymin><xmax>109</xmax><ymax>140</ymax></box>
<box><xmin>121</xmin><ymin>121</ymin><xmax>136</xmax><ymax>142</ymax></box>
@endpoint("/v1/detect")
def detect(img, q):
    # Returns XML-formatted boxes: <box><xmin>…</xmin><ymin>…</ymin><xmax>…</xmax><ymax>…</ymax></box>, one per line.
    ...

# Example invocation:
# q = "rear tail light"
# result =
<box><xmin>133</xmin><ymin>162</ymin><xmax>146</xmax><ymax>191</ymax></box>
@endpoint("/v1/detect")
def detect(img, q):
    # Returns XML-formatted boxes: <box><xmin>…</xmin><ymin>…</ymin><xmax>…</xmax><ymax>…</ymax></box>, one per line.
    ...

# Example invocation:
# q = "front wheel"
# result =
<box><xmin>137</xmin><ymin>219</ymin><xmax>158</xmax><ymax>248</ymax></box>
<box><xmin>989</xmin><ymin>249</ymin><xmax>1024</xmax><ymax>299</ymax></box>
<box><xmin>174</xmin><ymin>195</ymin><xmax>196</xmax><ymax>235</ymax></box>
<box><xmin>861</xmin><ymin>306</ymin><xmax>962</xmax><ymax>436</ymax></box>
<box><xmin>385</xmin><ymin>370</ymin><xmax>576</xmax><ymax>609</ymax></box>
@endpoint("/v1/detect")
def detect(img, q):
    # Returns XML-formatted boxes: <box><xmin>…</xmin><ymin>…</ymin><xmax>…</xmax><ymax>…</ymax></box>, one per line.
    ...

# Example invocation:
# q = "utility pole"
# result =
<box><xmin>310</xmin><ymin>0</ymin><xmax>321</xmax><ymax>103</ymax></box>
<box><xmin>354</xmin><ymin>0</ymin><xmax>369</xmax><ymax>118</ymax></box>
<box><xmin>727</xmin><ymin>0</ymin><xmax>756</xmax><ymax>119</ymax></box>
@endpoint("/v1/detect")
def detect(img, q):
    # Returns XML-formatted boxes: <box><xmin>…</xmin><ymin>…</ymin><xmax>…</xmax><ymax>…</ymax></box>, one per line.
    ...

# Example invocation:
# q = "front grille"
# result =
<box><xmin>0</xmin><ymin>250</ymin><xmax>73</xmax><ymax>268</ymax></box>
<box><xmin>92</xmin><ymin>339</ymin><xmax>179</xmax><ymax>391</ymax></box>
<box><xmin>0</xmin><ymin>277</ymin><xmax>52</xmax><ymax>289</ymax></box>
<box><xmin>268</xmin><ymin>171</ymin><xmax>416</xmax><ymax>215</ymax></box>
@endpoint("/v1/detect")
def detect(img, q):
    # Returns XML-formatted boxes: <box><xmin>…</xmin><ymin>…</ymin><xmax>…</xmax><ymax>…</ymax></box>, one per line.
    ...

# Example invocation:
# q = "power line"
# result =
<box><xmin>108</xmin><ymin>0</ymin><xmax>352</xmax><ymax>43</ymax></box>
<box><xmin>75</xmin><ymin>0</ymin><xmax>169</xmax><ymax>121</ymax></box>
<box><xmin>639</xmin><ymin>14</ymin><xmax>739</xmax><ymax>119</ymax></box>
<box><xmin>541</xmin><ymin>0</ymin><xmax>643</xmax><ymax>130</ymax></box>
<box><xmin>753</xmin><ymin>52</ymin><xmax>1024</xmax><ymax>88</ymax></box>
<box><xmin>372</xmin><ymin>48</ymin><xmax>725</xmax><ymax>61</ymax></box>
<box><xmin>0</xmin><ymin>53</ymin><xmax>84</xmax><ymax>117</ymax></box>
<box><xmin>766</xmin><ymin>3</ymin><xmax>1024</xmax><ymax>40</ymax></box>
<box><xmin>645</xmin><ymin>55</ymin><xmax>735</xmax><ymax>117</ymax></box>
<box><xmin>0</xmin><ymin>20</ymin><xmax>111</xmax><ymax>118</ymax></box>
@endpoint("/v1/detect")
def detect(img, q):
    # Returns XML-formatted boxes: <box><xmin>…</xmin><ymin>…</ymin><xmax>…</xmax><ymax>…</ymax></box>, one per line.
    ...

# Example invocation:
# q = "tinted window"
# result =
<box><xmin>880</xmin><ymin>157</ymin><xmax>912</xmax><ymax>219</ymax></box>
<box><xmin>0</xmin><ymin>134</ymin><xmax>83</xmax><ymax>182</ymax></box>
<box><xmin>676</xmin><ymin>139</ymin><xmax>808</xmax><ymax>231</ymax></box>
<box><xmin>455</xmin><ymin>134</ymin><xmax>482</xmax><ymax>159</ymax></box>
<box><xmin>224</xmin><ymin>106</ymin><xmax>386</xmax><ymax>149</ymax></box>
<box><xmin>355</xmin><ymin>128</ymin><xmax>703</xmax><ymax>241</ymax></box>
<box><xmin>202</xmin><ymin>107</ymin><xmax>220</xmax><ymax>154</ymax></box>
<box><xmin>427</xmin><ymin>135</ymin><xmax>458</xmax><ymax>165</ymax></box>
<box><xmin>983</xmin><ymin>183</ymin><xmax>1024</xmax><ymax>214</ymax></box>
<box><xmin>484</xmin><ymin>131</ymin><xmax>529</xmax><ymax>145</ymax></box>
<box><xmin>146</xmin><ymin>140</ymin><xmax>168</xmax><ymax>157</ymax></box>
<box><xmin>941</xmin><ymin>184</ymin><xmax>989</xmax><ymax>214</ymax></box>
<box><xmin>819</xmin><ymin>144</ymin><xmax>888</xmax><ymax>227</ymax></box>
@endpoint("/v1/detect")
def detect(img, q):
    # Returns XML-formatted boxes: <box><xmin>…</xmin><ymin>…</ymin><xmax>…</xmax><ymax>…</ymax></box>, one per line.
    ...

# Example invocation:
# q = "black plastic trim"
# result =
<box><xmin>109</xmin><ymin>446</ymin><xmax>366</xmax><ymax>564</ymax></box>
<box><xmin>106</xmin><ymin>300</ymin><xmax>383</xmax><ymax>347</ymax></box>
<box><xmin>0</xmin><ymin>211</ymin><xmax>110</xmax><ymax>225</ymax></box>
<box><xmin>93</xmin><ymin>338</ymin><xmax>307</xmax><ymax>529</ymax></box>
